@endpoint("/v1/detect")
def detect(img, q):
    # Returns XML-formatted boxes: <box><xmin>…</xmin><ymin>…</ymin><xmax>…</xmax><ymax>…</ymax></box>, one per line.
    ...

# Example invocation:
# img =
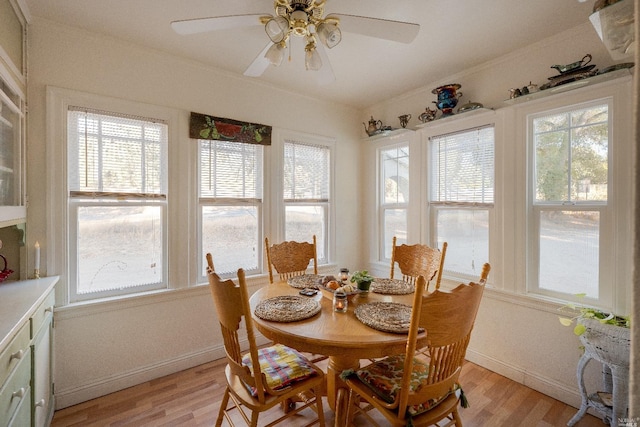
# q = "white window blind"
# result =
<box><xmin>200</xmin><ymin>140</ymin><xmax>263</xmax><ymax>199</ymax></box>
<box><xmin>284</xmin><ymin>141</ymin><xmax>329</xmax><ymax>201</ymax></box>
<box><xmin>430</xmin><ymin>125</ymin><xmax>494</xmax><ymax>205</ymax></box>
<box><xmin>68</xmin><ymin>107</ymin><xmax>167</xmax><ymax>196</ymax></box>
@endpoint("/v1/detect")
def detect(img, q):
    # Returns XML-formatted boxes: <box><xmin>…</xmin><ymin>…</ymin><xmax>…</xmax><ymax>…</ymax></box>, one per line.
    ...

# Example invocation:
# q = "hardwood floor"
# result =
<box><xmin>51</xmin><ymin>359</ymin><xmax>604</xmax><ymax>427</ymax></box>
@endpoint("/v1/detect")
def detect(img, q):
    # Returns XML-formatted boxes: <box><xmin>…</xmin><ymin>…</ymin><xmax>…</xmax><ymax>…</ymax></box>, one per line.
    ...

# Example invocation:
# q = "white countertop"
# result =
<box><xmin>0</xmin><ymin>276</ymin><xmax>59</xmax><ymax>350</ymax></box>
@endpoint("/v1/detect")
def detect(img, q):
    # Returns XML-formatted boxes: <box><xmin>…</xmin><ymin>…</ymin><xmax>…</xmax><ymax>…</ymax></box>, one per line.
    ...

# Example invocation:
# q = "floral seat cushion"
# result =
<box><xmin>350</xmin><ymin>355</ymin><xmax>459</xmax><ymax>417</ymax></box>
<box><xmin>241</xmin><ymin>343</ymin><xmax>318</xmax><ymax>397</ymax></box>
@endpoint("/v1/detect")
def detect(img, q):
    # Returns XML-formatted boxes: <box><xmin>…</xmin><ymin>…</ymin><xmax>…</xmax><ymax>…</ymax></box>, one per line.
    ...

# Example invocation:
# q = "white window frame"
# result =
<box><xmin>47</xmin><ymin>87</ymin><xmax>181</xmax><ymax>305</ymax></box>
<box><xmin>513</xmin><ymin>77</ymin><xmax>633</xmax><ymax>313</ymax></box>
<box><xmin>271</xmin><ymin>129</ymin><xmax>335</xmax><ymax>265</ymax></box>
<box><xmin>377</xmin><ymin>142</ymin><xmax>410</xmax><ymax>262</ymax></box>
<box><xmin>197</xmin><ymin>139</ymin><xmax>264</xmax><ymax>281</ymax></box>
<box><xmin>526</xmin><ymin>98</ymin><xmax>615</xmax><ymax>308</ymax></box>
<box><xmin>420</xmin><ymin>112</ymin><xmax>498</xmax><ymax>284</ymax></box>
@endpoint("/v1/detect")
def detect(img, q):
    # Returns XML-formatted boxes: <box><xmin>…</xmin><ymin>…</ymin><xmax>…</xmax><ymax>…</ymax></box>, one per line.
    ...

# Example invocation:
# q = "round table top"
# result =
<box><xmin>249</xmin><ymin>280</ymin><xmax>425</xmax><ymax>359</ymax></box>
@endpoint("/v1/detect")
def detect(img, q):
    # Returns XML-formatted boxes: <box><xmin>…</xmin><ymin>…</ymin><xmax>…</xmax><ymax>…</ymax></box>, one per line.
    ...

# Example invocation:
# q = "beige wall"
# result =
<box><xmin>27</xmin><ymin>17</ymin><xmax>362</xmax><ymax>407</ymax></box>
<box><xmin>26</xmin><ymin>15</ymin><xmax>633</xmax><ymax>412</ymax></box>
<box><xmin>360</xmin><ymin>21</ymin><xmax>634</xmax><ymax>410</ymax></box>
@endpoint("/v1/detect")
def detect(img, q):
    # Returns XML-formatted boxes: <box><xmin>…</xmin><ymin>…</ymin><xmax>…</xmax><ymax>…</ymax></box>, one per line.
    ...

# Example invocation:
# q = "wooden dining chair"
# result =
<box><xmin>206</xmin><ymin>252</ymin><xmax>215</xmax><ymax>274</ymax></box>
<box><xmin>338</xmin><ymin>263</ymin><xmax>490</xmax><ymax>427</ymax></box>
<box><xmin>264</xmin><ymin>236</ymin><xmax>327</xmax><ymax>363</ymax></box>
<box><xmin>390</xmin><ymin>236</ymin><xmax>448</xmax><ymax>291</ymax></box>
<box><xmin>206</xmin><ymin>262</ymin><xmax>326</xmax><ymax>427</ymax></box>
<box><xmin>265</xmin><ymin>235</ymin><xmax>318</xmax><ymax>284</ymax></box>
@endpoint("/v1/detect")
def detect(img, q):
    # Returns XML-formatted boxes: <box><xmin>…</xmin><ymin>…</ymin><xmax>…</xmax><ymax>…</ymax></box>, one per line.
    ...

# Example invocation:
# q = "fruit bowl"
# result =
<box><xmin>318</xmin><ymin>283</ymin><xmax>361</xmax><ymax>302</ymax></box>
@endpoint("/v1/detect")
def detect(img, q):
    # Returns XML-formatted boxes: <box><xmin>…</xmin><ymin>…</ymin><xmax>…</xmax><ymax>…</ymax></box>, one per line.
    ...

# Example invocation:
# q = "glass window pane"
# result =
<box><xmin>533</xmin><ymin>104</ymin><xmax>608</xmax><ymax>202</ymax></box>
<box><xmin>539</xmin><ymin>210</ymin><xmax>599</xmax><ymax>298</ymax></box>
<box><xmin>384</xmin><ymin>209</ymin><xmax>407</xmax><ymax>259</ymax></box>
<box><xmin>285</xmin><ymin>205</ymin><xmax>326</xmax><ymax>262</ymax></box>
<box><xmin>202</xmin><ymin>206</ymin><xmax>259</xmax><ymax>275</ymax></box>
<box><xmin>77</xmin><ymin>206</ymin><xmax>163</xmax><ymax>294</ymax></box>
<box><xmin>381</xmin><ymin>146</ymin><xmax>409</xmax><ymax>204</ymax></box>
<box><xmin>435</xmin><ymin>209</ymin><xmax>488</xmax><ymax>277</ymax></box>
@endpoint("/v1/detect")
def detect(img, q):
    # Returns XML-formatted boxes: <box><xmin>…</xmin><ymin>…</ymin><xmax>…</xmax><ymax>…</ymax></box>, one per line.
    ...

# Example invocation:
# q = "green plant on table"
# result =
<box><xmin>558</xmin><ymin>293</ymin><xmax>631</xmax><ymax>336</ymax></box>
<box><xmin>349</xmin><ymin>270</ymin><xmax>374</xmax><ymax>284</ymax></box>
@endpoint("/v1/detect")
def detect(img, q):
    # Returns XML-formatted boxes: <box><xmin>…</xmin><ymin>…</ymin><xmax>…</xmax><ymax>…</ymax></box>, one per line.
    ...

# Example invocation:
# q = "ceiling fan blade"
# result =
<box><xmin>328</xmin><ymin>14</ymin><xmax>420</xmax><ymax>43</ymax></box>
<box><xmin>315</xmin><ymin>42</ymin><xmax>335</xmax><ymax>85</ymax></box>
<box><xmin>171</xmin><ymin>14</ymin><xmax>266</xmax><ymax>35</ymax></box>
<box><xmin>243</xmin><ymin>42</ymin><xmax>273</xmax><ymax>77</ymax></box>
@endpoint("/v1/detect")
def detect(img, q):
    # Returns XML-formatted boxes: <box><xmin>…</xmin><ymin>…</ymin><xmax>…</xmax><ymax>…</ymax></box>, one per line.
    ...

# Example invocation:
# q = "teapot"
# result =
<box><xmin>363</xmin><ymin>116</ymin><xmax>383</xmax><ymax>136</ymax></box>
<box><xmin>418</xmin><ymin>107</ymin><xmax>438</xmax><ymax>123</ymax></box>
<box><xmin>398</xmin><ymin>114</ymin><xmax>411</xmax><ymax>128</ymax></box>
<box><xmin>551</xmin><ymin>54</ymin><xmax>592</xmax><ymax>74</ymax></box>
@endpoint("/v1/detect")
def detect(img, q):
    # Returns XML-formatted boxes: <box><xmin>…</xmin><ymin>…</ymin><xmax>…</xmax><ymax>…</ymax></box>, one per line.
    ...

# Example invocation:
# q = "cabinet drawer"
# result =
<box><xmin>0</xmin><ymin>348</ymin><xmax>30</xmax><ymax>427</ymax></box>
<box><xmin>0</xmin><ymin>323</ymin><xmax>29</xmax><ymax>387</ymax></box>
<box><xmin>30</xmin><ymin>290</ymin><xmax>55</xmax><ymax>339</ymax></box>
<box><xmin>7</xmin><ymin>386</ymin><xmax>30</xmax><ymax>427</ymax></box>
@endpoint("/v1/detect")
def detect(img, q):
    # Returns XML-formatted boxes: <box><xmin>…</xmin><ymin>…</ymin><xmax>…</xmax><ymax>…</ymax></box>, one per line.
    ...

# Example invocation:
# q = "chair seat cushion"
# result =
<box><xmin>352</xmin><ymin>355</ymin><xmax>457</xmax><ymax>417</ymax></box>
<box><xmin>242</xmin><ymin>344</ymin><xmax>318</xmax><ymax>397</ymax></box>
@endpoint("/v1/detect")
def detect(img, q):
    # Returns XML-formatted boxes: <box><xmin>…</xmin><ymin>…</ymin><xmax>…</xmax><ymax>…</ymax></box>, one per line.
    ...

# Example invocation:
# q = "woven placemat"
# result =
<box><xmin>355</xmin><ymin>302</ymin><xmax>416</xmax><ymax>334</ymax></box>
<box><xmin>254</xmin><ymin>296</ymin><xmax>321</xmax><ymax>322</ymax></box>
<box><xmin>371</xmin><ymin>278</ymin><xmax>415</xmax><ymax>295</ymax></box>
<box><xmin>287</xmin><ymin>274</ymin><xmax>323</xmax><ymax>289</ymax></box>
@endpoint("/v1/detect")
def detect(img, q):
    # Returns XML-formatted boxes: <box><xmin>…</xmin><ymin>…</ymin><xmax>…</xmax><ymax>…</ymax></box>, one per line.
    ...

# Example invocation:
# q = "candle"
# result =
<box><xmin>333</xmin><ymin>291</ymin><xmax>348</xmax><ymax>313</ymax></box>
<box><xmin>34</xmin><ymin>241</ymin><xmax>40</xmax><ymax>270</ymax></box>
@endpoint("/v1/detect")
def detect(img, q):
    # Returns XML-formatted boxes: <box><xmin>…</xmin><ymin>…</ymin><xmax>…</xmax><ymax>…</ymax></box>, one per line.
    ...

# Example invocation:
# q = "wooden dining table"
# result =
<box><xmin>249</xmin><ymin>279</ymin><xmax>426</xmax><ymax>414</ymax></box>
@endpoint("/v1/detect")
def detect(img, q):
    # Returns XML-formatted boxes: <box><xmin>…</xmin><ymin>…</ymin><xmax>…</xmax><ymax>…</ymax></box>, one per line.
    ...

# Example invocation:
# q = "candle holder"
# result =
<box><xmin>339</xmin><ymin>268</ymin><xmax>349</xmax><ymax>282</ymax></box>
<box><xmin>333</xmin><ymin>291</ymin><xmax>348</xmax><ymax>313</ymax></box>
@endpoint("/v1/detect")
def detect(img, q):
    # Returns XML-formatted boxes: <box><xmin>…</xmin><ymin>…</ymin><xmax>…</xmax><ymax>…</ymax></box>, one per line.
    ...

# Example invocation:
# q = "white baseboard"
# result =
<box><xmin>55</xmin><ymin>334</ymin><xmax>272</xmax><ymax>410</ymax></box>
<box><xmin>465</xmin><ymin>348</ymin><xmax>582</xmax><ymax>408</ymax></box>
<box><xmin>55</xmin><ymin>345</ymin><xmax>220</xmax><ymax>409</ymax></box>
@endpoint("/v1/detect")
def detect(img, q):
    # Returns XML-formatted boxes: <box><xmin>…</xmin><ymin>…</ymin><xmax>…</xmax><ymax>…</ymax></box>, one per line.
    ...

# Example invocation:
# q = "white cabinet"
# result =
<box><xmin>0</xmin><ymin>66</ymin><xmax>26</xmax><ymax>228</ymax></box>
<box><xmin>31</xmin><ymin>290</ymin><xmax>54</xmax><ymax>427</ymax></box>
<box><xmin>0</xmin><ymin>278</ymin><xmax>58</xmax><ymax>427</ymax></box>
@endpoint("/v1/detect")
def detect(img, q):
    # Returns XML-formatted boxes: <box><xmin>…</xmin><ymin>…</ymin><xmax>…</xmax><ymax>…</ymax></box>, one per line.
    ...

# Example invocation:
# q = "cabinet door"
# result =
<box><xmin>31</xmin><ymin>289</ymin><xmax>54</xmax><ymax>427</ymax></box>
<box><xmin>31</xmin><ymin>314</ymin><xmax>53</xmax><ymax>427</ymax></box>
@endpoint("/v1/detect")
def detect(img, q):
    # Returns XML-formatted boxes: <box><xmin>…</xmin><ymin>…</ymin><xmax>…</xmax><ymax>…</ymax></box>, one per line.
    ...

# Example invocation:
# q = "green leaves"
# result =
<box><xmin>557</xmin><ymin>293</ymin><xmax>630</xmax><ymax>337</ymax></box>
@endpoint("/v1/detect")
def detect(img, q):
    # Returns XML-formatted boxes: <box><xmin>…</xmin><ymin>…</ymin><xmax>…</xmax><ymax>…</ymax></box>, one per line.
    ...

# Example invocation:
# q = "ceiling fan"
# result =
<box><xmin>171</xmin><ymin>0</ymin><xmax>420</xmax><ymax>84</ymax></box>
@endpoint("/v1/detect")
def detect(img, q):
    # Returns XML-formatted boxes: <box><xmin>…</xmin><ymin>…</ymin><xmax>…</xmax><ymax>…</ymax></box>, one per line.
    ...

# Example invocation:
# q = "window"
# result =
<box><xmin>529</xmin><ymin>101</ymin><xmax>609</xmax><ymax>300</ymax></box>
<box><xmin>429</xmin><ymin>125</ymin><xmax>494</xmax><ymax>278</ymax></box>
<box><xmin>379</xmin><ymin>144</ymin><xmax>409</xmax><ymax>260</ymax></box>
<box><xmin>67</xmin><ymin>107</ymin><xmax>168</xmax><ymax>301</ymax></box>
<box><xmin>199</xmin><ymin>140</ymin><xmax>263</xmax><ymax>277</ymax></box>
<box><xmin>283</xmin><ymin>139</ymin><xmax>330</xmax><ymax>263</ymax></box>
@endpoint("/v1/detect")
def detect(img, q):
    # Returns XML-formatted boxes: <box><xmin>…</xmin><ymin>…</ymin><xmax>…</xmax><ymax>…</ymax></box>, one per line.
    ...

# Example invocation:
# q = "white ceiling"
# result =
<box><xmin>24</xmin><ymin>0</ymin><xmax>595</xmax><ymax>110</ymax></box>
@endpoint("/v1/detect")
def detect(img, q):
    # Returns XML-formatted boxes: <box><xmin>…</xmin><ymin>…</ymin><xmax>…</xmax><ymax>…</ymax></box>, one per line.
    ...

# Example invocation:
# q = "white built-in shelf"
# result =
<box><xmin>503</xmin><ymin>68</ymin><xmax>633</xmax><ymax>105</ymax></box>
<box><xmin>364</xmin><ymin>127</ymin><xmax>414</xmax><ymax>141</ymax></box>
<box><xmin>414</xmin><ymin>108</ymin><xmax>495</xmax><ymax>130</ymax></box>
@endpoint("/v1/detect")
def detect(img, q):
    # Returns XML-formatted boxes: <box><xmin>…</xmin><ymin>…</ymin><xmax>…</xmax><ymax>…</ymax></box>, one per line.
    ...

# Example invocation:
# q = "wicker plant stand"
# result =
<box><xmin>567</xmin><ymin>318</ymin><xmax>630</xmax><ymax>427</ymax></box>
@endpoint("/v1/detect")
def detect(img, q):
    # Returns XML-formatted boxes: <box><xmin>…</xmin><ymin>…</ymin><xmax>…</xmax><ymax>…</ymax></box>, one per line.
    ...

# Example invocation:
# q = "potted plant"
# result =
<box><xmin>350</xmin><ymin>270</ymin><xmax>375</xmax><ymax>292</ymax></box>
<box><xmin>559</xmin><ymin>295</ymin><xmax>630</xmax><ymax>426</ymax></box>
<box><xmin>558</xmin><ymin>294</ymin><xmax>630</xmax><ymax>336</ymax></box>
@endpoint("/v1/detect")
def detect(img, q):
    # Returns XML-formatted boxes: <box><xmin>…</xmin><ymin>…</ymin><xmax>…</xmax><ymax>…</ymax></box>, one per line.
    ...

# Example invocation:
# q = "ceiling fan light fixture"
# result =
<box><xmin>265</xmin><ymin>16</ymin><xmax>289</xmax><ymax>43</ymax></box>
<box><xmin>304</xmin><ymin>42</ymin><xmax>322</xmax><ymax>70</ymax></box>
<box><xmin>290</xmin><ymin>10</ymin><xmax>309</xmax><ymax>36</ymax></box>
<box><xmin>317</xmin><ymin>21</ymin><xmax>341</xmax><ymax>48</ymax></box>
<box><xmin>265</xmin><ymin>42</ymin><xmax>286</xmax><ymax>66</ymax></box>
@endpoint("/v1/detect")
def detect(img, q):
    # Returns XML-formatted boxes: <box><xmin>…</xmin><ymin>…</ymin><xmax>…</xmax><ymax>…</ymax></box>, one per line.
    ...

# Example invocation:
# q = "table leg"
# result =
<box><xmin>326</xmin><ymin>355</ymin><xmax>359</xmax><ymax>411</ymax></box>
